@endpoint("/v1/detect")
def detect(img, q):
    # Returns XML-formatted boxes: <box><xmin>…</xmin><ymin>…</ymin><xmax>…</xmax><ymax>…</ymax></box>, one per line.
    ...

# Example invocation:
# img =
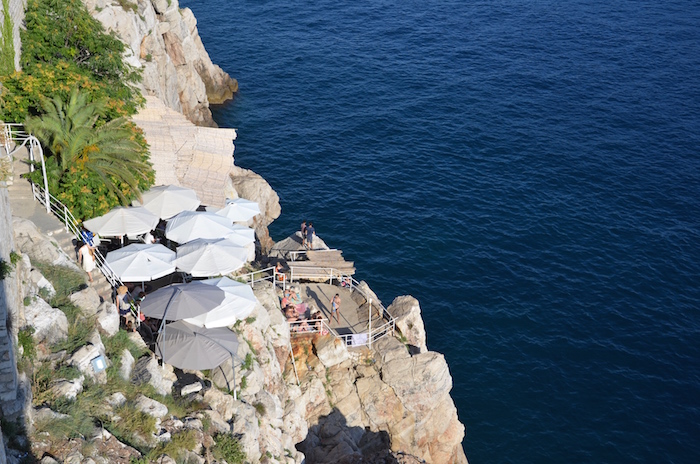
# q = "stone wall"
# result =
<box><xmin>0</xmin><ymin>187</ymin><xmax>18</xmax><ymax>405</ymax></box>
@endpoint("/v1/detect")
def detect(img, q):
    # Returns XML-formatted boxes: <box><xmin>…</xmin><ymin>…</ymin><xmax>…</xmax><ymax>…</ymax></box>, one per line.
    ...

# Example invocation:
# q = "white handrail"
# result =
<box><xmin>4</xmin><ymin>123</ymin><xmax>126</xmax><ymax>293</ymax></box>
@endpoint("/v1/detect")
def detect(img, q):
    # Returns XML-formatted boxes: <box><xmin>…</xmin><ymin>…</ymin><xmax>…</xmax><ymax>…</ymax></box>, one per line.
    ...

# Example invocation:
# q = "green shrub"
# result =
<box><xmin>17</xmin><ymin>327</ymin><xmax>36</xmax><ymax>361</ymax></box>
<box><xmin>0</xmin><ymin>0</ymin><xmax>15</xmax><ymax>76</ymax></box>
<box><xmin>212</xmin><ymin>433</ymin><xmax>246</xmax><ymax>464</ymax></box>
<box><xmin>241</xmin><ymin>352</ymin><xmax>254</xmax><ymax>370</ymax></box>
<box><xmin>0</xmin><ymin>258</ymin><xmax>13</xmax><ymax>280</ymax></box>
<box><xmin>53</xmin><ymin>314</ymin><xmax>95</xmax><ymax>354</ymax></box>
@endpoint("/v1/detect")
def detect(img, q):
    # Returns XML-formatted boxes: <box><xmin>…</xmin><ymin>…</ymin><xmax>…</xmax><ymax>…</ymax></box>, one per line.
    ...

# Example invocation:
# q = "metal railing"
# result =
<box><xmin>239</xmin><ymin>263</ymin><xmax>396</xmax><ymax>347</ymax></box>
<box><xmin>4</xmin><ymin>123</ymin><xmax>125</xmax><ymax>292</ymax></box>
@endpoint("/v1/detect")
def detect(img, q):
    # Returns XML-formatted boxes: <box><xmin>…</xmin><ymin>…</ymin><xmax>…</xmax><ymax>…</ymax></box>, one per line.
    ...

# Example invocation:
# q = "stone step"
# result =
<box><xmin>306</xmin><ymin>250</ymin><xmax>345</xmax><ymax>262</ymax></box>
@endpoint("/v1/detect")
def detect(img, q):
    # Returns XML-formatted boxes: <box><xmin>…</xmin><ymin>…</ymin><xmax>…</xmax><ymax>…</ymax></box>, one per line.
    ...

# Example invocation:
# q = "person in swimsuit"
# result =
<box><xmin>330</xmin><ymin>293</ymin><xmax>341</xmax><ymax>324</ymax></box>
<box><xmin>306</xmin><ymin>222</ymin><xmax>315</xmax><ymax>250</ymax></box>
<box><xmin>300</xmin><ymin>220</ymin><xmax>307</xmax><ymax>248</ymax></box>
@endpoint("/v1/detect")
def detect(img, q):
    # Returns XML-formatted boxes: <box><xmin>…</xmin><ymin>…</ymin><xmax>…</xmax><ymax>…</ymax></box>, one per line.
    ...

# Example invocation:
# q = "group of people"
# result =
<box><xmin>300</xmin><ymin>220</ymin><xmax>316</xmax><ymax>250</ymax></box>
<box><xmin>279</xmin><ymin>285</ymin><xmax>339</xmax><ymax>334</ymax></box>
<box><xmin>279</xmin><ymin>284</ymin><xmax>341</xmax><ymax>334</ymax></box>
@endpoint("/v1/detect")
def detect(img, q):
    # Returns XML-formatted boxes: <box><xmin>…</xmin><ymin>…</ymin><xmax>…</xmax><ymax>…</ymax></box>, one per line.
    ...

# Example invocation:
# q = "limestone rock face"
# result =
<box><xmin>131</xmin><ymin>355</ymin><xmax>175</xmax><ymax>396</ymax></box>
<box><xmin>387</xmin><ymin>295</ymin><xmax>428</xmax><ymax>353</ymax></box>
<box><xmin>314</xmin><ymin>335</ymin><xmax>350</xmax><ymax>368</ymax></box>
<box><xmin>83</xmin><ymin>0</ymin><xmax>238</xmax><ymax>127</ymax></box>
<box><xmin>69</xmin><ymin>287</ymin><xmax>101</xmax><ymax>316</ymax></box>
<box><xmin>228</xmin><ymin>165</ymin><xmax>282</xmax><ymax>253</ymax></box>
<box><xmin>12</xmin><ymin>218</ymin><xmax>79</xmax><ymax>270</ymax></box>
<box><xmin>24</xmin><ymin>297</ymin><xmax>68</xmax><ymax>346</ymax></box>
<box><xmin>95</xmin><ymin>301</ymin><xmax>120</xmax><ymax>336</ymax></box>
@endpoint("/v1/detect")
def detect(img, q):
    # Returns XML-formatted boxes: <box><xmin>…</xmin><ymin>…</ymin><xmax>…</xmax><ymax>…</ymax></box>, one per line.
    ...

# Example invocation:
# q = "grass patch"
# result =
<box><xmin>212</xmin><ymin>433</ymin><xmax>246</xmax><ymax>464</ymax></box>
<box><xmin>104</xmin><ymin>329</ymin><xmax>148</xmax><ymax>361</ymax></box>
<box><xmin>241</xmin><ymin>352</ymin><xmax>254</xmax><ymax>371</ymax></box>
<box><xmin>110</xmin><ymin>404</ymin><xmax>156</xmax><ymax>442</ymax></box>
<box><xmin>32</xmin><ymin>261</ymin><xmax>85</xmax><ymax>301</ymax></box>
<box><xmin>254</xmin><ymin>402</ymin><xmax>266</xmax><ymax>416</ymax></box>
<box><xmin>18</xmin><ymin>326</ymin><xmax>36</xmax><ymax>361</ymax></box>
<box><xmin>53</xmin><ymin>313</ymin><xmax>96</xmax><ymax>354</ymax></box>
<box><xmin>145</xmin><ymin>429</ymin><xmax>197</xmax><ymax>461</ymax></box>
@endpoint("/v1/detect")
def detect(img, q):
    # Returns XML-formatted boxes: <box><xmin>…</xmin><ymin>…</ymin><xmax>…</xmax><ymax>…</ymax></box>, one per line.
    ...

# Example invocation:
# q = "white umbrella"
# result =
<box><xmin>166</xmin><ymin>211</ymin><xmax>240</xmax><ymax>244</ymax></box>
<box><xmin>184</xmin><ymin>277</ymin><xmax>258</xmax><ymax>328</ymax></box>
<box><xmin>227</xmin><ymin>224</ymin><xmax>256</xmax><ymax>245</ymax></box>
<box><xmin>83</xmin><ymin>206</ymin><xmax>159</xmax><ymax>237</ymax></box>
<box><xmin>105</xmin><ymin>243</ymin><xmax>176</xmax><ymax>282</ymax></box>
<box><xmin>175</xmin><ymin>238</ymin><xmax>248</xmax><ymax>277</ymax></box>
<box><xmin>215</xmin><ymin>198</ymin><xmax>261</xmax><ymax>222</ymax></box>
<box><xmin>133</xmin><ymin>185</ymin><xmax>201</xmax><ymax>220</ymax></box>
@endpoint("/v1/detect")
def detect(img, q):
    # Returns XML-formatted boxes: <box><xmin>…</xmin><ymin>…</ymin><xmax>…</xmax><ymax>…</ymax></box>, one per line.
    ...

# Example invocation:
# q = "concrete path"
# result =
<box><xmin>6</xmin><ymin>145</ymin><xmax>112</xmax><ymax>301</ymax></box>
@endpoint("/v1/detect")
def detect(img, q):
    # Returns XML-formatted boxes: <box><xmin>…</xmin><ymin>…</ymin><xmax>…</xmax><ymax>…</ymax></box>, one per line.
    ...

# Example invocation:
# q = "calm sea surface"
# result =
<box><xmin>181</xmin><ymin>1</ymin><xmax>700</xmax><ymax>462</ymax></box>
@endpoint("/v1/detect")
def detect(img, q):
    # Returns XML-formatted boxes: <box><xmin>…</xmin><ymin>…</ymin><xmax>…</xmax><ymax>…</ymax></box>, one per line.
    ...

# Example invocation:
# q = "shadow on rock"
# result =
<box><xmin>298</xmin><ymin>408</ymin><xmax>424</xmax><ymax>464</ymax></box>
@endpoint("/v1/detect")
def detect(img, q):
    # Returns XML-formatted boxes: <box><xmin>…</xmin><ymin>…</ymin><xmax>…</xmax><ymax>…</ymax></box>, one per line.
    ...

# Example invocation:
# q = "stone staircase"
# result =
<box><xmin>5</xmin><ymin>145</ymin><xmax>113</xmax><ymax>302</ymax></box>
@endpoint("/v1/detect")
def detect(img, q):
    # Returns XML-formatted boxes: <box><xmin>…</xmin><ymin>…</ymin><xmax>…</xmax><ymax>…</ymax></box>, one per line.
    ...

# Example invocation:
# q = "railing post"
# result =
<box><xmin>368</xmin><ymin>297</ymin><xmax>372</xmax><ymax>350</ymax></box>
<box><xmin>63</xmin><ymin>205</ymin><xmax>69</xmax><ymax>232</ymax></box>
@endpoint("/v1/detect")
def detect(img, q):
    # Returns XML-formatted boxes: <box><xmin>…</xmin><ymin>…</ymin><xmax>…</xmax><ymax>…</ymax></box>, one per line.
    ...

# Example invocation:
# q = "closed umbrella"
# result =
<box><xmin>175</xmin><ymin>238</ymin><xmax>248</xmax><ymax>277</ymax></box>
<box><xmin>84</xmin><ymin>206</ymin><xmax>159</xmax><ymax>238</ymax></box>
<box><xmin>165</xmin><ymin>211</ymin><xmax>240</xmax><ymax>244</ymax></box>
<box><xmin>105</xmin><ymin>243</ymin><xmax>176</xmax><ymax>282</ymax></box>
<box><xmin>139</xmin><ymin>281</ymin><xmax>226</xmax><ymax>321</ymax></box>
<box><xmin>184</xmin><ymin>277</ymin><xmax>258</xmax><ymax>328</ymax></box>
<box><xmin>215</xmin><ymin>198</ymin><xmax>261</xmax><ymax>222</ymax></box>
<box><xmin>133</xmin><ymin>185</ymin><xmax>201</xmax><ymax>220</ymax></box>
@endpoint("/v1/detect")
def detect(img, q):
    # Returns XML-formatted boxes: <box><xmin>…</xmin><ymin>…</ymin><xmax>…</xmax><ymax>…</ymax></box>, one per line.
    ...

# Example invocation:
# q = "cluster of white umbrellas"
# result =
<box><xmin>83</xmin><ymin>185</ymin><xmax>263</xmax><ymax>379</ymax></box>
<box><xmin>86</xmin><ymin>186</ymin><xmax>260</xmax><ymax>280</ymax></box>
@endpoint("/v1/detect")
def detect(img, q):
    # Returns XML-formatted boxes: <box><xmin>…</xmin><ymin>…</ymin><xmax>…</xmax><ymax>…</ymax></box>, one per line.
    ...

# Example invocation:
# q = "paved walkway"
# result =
<box><xmin>6</xmin><ymin>145</ymin><xmax>113</xmax><ymax>301</ymax></box>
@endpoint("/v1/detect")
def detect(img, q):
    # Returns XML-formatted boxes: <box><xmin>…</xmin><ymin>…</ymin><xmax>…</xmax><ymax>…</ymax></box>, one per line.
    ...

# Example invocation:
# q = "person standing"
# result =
<box><xmin>306</xmin><ymin>222</ymin><xmax>315</xmax><ymax>250</ymax></box>
<box><xmin>300</xmin><ymin>220</ymin><xmax>307</xmax><ymax>248</ymax></box>
<box><xmin>78</xmin><ymin>241</ymin><xmax>96</xmax><ymax>283</ymax></box>
<box><xmin>330</xmin><ymin>293</ymin><xmax>341</xmax><ymax>324</ymax></box>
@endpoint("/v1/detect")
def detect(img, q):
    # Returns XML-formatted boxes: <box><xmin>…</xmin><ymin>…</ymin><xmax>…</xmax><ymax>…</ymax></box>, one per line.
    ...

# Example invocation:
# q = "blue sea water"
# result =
<box><xmin>180</xmin><ymin>0</ymin><xmax>700</xmax><ymax>462</ymax></box>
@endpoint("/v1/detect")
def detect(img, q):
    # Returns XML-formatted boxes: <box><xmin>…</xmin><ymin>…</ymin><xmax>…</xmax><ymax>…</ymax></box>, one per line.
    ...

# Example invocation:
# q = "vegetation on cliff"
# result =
<box><xmin>0</xmin><ymin>0</ymin><xmax>153</xmax><ymax>220</ymax></box>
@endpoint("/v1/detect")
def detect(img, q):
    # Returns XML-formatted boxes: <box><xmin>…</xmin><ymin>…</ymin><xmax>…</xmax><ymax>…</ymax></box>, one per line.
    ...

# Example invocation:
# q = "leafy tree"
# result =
<box><xmin>0</xmin><ymin>0</ymin><xmax>15</xmax><ymax>76</ymax></box>
<box><xmin>25</xmin><ymin>88</ymin><xmax>154</xmax><ymax>219</ymax></box>
<box><xmin>0</xmin><ymin>0</ymin><xmax>143</xmax><ymax>122</ymax></box>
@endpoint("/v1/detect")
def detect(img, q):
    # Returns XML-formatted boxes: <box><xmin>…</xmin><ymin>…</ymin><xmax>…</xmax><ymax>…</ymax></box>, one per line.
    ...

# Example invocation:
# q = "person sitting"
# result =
<box><xmin>281</xmin><ymin>288</ymin><xmax>293</xmax><ymax>311</ymax></box>
<box><xmin>141</xmin><ymin>231</ymin><xmax>157</xmax><ymax>244</ymax></box>
<box><xmin>289</xmin><ymin>287</ymin><xmax>303</xmax><ymax>306</ymax></box>
<box><xmin>275</xmin><ymin>262</ymin><xmax>287</xmax><ymax>282</ymax></box>
<box><xmin>310</xmin><ymin>309</ymin><xmax>328</xmax><ymax>334</ymax></box>
<box><xmin>117</xmin><ymin>286</ymin><xmax>135</xmax><ymax>329</ymax></box>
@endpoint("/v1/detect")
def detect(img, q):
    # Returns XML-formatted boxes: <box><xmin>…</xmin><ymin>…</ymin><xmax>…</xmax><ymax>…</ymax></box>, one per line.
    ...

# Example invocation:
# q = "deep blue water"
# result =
<box><xmin>180</xmin><ymin>1</ymin><xmax>700</xmax><ymax>462</ymax></box>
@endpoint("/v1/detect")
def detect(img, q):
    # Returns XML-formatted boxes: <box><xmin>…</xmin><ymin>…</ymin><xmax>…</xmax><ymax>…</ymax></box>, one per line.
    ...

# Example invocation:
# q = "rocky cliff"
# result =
<box><xmin>4</xmin><ymin>219</ymin><xmax>468</xmax><ymax>463</ymax></box>
<box><xmin>84</xmin><ymin>0</ymin><xmax>238</xmax><ymax>127</ymax></box>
